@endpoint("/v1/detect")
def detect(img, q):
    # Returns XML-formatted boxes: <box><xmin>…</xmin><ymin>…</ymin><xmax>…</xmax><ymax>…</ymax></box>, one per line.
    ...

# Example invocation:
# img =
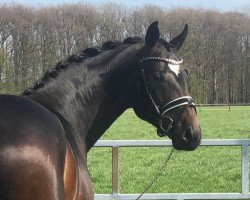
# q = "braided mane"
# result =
<box><xmin>22</xmin><ymin>37</ymin><xmax>169</xmax><ymax>96</ymax></box>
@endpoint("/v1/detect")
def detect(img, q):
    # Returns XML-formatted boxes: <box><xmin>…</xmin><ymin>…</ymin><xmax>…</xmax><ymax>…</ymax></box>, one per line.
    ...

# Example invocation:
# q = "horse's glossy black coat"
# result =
<box><xmin>0</xmin><ymin>21</ymin><xmax>201</xmax><ymax>199</ymax></box>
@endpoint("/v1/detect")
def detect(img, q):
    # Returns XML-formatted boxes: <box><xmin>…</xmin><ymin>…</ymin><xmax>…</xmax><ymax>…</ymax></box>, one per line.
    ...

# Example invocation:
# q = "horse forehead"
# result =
<box><xmin>155</xmin><ymin>47</ymin><xmax>181</xmax><ymax>76</ymax></box>
<box><xmin>168</xmin><ymin>63</ymin><xmax>180</xmax><ymax>76</ymax></box>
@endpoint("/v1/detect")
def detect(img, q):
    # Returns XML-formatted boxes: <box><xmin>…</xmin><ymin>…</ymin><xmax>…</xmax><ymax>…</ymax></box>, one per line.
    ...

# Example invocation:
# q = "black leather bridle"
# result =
<box><xmin>141</xmin><ymin>57</ymin><xmax>197</xmax><ymax>137</ymax></box>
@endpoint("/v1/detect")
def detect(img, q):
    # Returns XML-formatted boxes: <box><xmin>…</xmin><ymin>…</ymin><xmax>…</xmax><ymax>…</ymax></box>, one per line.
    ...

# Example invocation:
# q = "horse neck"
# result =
<box><xmin>28</xmin><ymin>70</ymin><xmax>104</xmax><ymax>155</ymax></box>
<box><xmin>28</xmin><ymin>44</ymin><xmax>143</xmax><ymax>154</ymax></box>
<box><xmin>85</xmin><ymin>44</ymin><xmax>144</xmax><ymax>151</ymax></box>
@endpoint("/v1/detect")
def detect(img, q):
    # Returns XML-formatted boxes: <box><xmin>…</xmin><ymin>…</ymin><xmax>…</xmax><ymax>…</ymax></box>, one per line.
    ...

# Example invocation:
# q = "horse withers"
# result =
<box><xmin>0</xmin><ymin>21</ymin><xmax>201</xmax><ymax>199</ymax></box>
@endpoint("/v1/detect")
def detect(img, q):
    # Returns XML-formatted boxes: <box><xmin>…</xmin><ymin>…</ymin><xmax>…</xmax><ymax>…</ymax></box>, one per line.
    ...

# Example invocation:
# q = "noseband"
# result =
<box><xmin>141</xmin><ymin>57</ymin><xmax>196</xmax><ymax>137</ymax></box>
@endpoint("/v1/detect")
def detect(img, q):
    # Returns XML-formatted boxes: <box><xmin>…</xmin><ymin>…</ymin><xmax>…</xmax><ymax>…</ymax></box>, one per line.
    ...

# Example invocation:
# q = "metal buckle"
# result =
<box><xmin>158</xmin><ymin>116</ymin><xmax>173</xmax><ymax>137</ymax></box>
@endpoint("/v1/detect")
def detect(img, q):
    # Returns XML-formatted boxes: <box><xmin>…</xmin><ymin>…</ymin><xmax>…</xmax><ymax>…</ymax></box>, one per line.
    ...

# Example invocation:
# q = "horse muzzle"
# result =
<box><xmin>172</xmin><ymin>126</ymin><xmax>202</xmax><ymax>151</ymax></box>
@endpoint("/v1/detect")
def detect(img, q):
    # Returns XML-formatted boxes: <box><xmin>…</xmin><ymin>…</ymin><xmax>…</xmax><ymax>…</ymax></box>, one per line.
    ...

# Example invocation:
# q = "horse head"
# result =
<box><xmin>133</xmin><ymin>21</ymin><xmax>201</xmax><ymax>151</ymax></box>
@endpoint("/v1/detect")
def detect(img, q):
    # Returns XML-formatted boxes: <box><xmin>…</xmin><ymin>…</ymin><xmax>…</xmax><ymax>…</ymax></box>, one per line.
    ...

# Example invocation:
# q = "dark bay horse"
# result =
<box><xmin>0</xmin><ymin>21</ymin><xmax>201</xmax><ymax>199</ymax></box>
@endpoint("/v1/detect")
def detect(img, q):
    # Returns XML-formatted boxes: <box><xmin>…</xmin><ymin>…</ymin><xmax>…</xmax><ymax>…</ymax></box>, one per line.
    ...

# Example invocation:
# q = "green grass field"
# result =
<box><xmin>88</xmin><ymin>106</ymin><xmax>250</xmax><ymax>194</ymax></box>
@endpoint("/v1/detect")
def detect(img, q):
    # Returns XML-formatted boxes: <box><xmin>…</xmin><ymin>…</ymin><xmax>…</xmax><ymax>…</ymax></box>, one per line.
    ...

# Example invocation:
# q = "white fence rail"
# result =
<box><xmin>94</xmin><ymin>139</ymin><xmax>250</xmax><ymax>200</ymax></box>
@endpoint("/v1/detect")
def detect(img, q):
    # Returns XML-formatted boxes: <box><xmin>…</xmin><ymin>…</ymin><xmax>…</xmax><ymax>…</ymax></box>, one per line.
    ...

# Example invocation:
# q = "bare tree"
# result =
<box><xmin>0</xmin><ymin>3</ymin><xmax>249</xmax><ymax>103</ymax></box>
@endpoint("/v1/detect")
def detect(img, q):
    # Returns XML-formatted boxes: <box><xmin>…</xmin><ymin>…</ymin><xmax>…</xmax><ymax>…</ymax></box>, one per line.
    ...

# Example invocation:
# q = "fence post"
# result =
<box><xmin>241</xmin><ymin>144</ymin><xmax>249</xmax><ymax>194</ymax></box>
<box><xmin>112</xmin><ymin>146</ymin><xmax>119</xmax><ymax>196</ymax></box>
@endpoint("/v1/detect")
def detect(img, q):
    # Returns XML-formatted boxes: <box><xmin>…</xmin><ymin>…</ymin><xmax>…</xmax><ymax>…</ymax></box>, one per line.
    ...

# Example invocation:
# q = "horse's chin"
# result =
<box><xmin>157</xmin><ymin>128</ymin><xmax>201</xmax><ymax>151</ymax></box>
<box><xmin>172</xmin><ymin>134</ymin><xmax>201</xmax><ymax>151</ymax></box>
<box><xmin>172</xmin><ymin>141</ymin><xmax>199</xmax><ymax>151</ymax></box>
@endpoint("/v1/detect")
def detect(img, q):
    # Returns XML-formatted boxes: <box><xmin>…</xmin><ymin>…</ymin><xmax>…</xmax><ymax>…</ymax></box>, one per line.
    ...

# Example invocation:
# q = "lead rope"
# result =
<box><xmin>136</xmin><ymin>147</ymin><xmax>175</xmax><ymax>200</ymax></box>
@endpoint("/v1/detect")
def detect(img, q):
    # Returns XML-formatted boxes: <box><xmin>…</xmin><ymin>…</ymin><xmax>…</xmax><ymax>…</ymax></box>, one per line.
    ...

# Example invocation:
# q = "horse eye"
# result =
<box><xmin>152</xmin><ymin>72</ymin><xmax>162</xmax><ymax>81</ymax></box>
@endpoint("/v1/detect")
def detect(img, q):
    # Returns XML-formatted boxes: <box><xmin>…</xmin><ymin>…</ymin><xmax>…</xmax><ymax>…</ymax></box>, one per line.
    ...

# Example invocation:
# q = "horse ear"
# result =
<box><xmin>169</xmin><ymin>24</ymin><xmax>188</xmax><ymax>51</ymax></box>
<box><xmin>145</xmin><ymin>21</ymin><xmax>160</xmax><ymax>48</ymax></box>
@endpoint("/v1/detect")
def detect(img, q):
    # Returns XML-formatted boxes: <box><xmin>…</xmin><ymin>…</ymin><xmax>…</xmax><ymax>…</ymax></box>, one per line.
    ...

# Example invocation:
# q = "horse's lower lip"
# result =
<box><xmin>173</xmin><ymin>144</ymin><xmax>196</xmax><ymax>151</ymax></box>
<box><xmin>172</xmin><ymin>139</ymin><xmax>201</xmax><ymax>151</ymax></box>
<box><xmin>157</xmin><ymin>127</ymin><xmax>202</xmax><ymax>151</ymax></box>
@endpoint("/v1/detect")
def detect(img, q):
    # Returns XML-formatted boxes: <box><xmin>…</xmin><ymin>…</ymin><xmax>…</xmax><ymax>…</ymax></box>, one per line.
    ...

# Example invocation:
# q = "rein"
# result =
<box><xmin>141</xmin><ymin>57</ymin><xmax>196</xmax><ymax>137</ymax></box>
<box><xmin>136</xmin><ymin>148</ymin><xmax>175</xmax><ymax>200</ymax></box>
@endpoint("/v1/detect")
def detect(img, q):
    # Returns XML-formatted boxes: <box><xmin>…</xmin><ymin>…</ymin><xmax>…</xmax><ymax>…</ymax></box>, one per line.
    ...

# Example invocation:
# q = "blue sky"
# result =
<box><xmin>0</xmin><ymin>0</ymin><xmax>250</xmax><ymax>12</ymax></box>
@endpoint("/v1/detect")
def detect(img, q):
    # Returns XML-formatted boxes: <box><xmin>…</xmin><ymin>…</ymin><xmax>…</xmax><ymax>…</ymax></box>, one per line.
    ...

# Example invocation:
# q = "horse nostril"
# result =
<box><xmin>184</xmin><ymin>126</ymin><xmax>193</xmax><ymax>142</ymax></box>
